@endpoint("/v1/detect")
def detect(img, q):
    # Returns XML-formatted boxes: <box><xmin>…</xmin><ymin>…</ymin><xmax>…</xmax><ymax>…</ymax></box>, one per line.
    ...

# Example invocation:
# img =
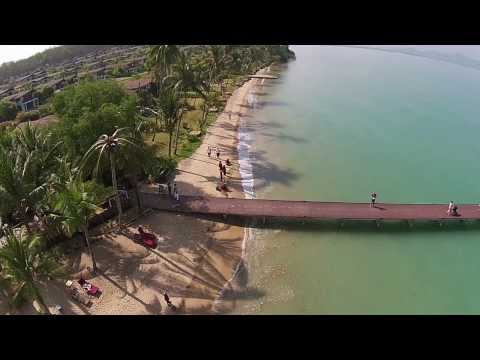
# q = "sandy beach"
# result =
<box><xmin>3</xmin><ymin>68</ymin><xmax>268</xmax><ymax>315</ymax></box>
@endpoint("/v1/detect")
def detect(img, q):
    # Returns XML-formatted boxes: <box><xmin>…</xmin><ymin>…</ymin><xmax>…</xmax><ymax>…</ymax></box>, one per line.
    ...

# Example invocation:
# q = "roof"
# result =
<box><xmin>0</xmin><ymin>87</ymin><xmax>13</xmax><ymax>97</ymax></box>
<box><xmin>3</xmin><ymin>89</ymin><xmax>36</xmax><ymax>102</ymax></box>
<box><xmin>117</xmin><ymin>75</ymin><xmax>153</xmax><ymax>92</ymax></box>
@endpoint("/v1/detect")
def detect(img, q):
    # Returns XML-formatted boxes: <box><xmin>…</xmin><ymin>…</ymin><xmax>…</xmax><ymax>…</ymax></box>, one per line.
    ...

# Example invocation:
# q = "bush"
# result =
<box><xmin>144</xmin><ymin>157</ymin><xmax>177</xmax><ymax>183</ymax></box>
<box><xmin>14</xmin><ymin>110</ymin><xmax>40</xmax><ymax>124</ymax></box>
<box><xmin>39</xmin><ymin>103</ymin><xmax>53</xmax><ymax>117</ymax></box>
<box><xmin>0</xmin><ymin>101</ymin><xmax>18</xmax><ymax>122</ymax></box>
<box><xmin>39</xmin><ymin>86</ymin><xmax>54</xmax><ymax>103</ymax></box>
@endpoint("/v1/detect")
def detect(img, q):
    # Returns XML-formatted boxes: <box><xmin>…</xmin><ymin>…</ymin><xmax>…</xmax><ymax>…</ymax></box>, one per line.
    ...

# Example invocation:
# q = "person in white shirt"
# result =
<box><xmin>447</xmin><ymin>201</ymin><xmax>454</xmax><ymax>215</ymax></box>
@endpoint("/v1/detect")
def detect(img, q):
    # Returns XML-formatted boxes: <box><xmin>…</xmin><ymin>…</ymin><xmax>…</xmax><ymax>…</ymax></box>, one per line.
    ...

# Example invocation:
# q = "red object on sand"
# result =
<box><xmin>140</xmin><ymin>233</ymin><xmax>158</xmax><ymax>248</ymax></box>
<box><xmin>78</xmin><ymin>278</ymin><xmax>101</xmax><ymax>296</ymax></box>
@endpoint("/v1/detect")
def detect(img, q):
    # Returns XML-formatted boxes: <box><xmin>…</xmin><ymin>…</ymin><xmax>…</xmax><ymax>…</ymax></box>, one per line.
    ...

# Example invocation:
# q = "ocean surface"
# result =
<box><xmin>233</xmin><ymin>45</ymin><xmax>480</xmax><ymax>314</ymax></box>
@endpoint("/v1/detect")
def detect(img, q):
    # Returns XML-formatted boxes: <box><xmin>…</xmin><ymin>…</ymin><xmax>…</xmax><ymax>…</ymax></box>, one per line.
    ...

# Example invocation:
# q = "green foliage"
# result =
<box><xmin>38</xmin><ymin>103</ymin><xmax>53</xmax><ymax>117</ymax></box>
<box><xmin>0</xmin><ymin>227</ymin><xmax>65</xmax><ymax>313</ymax></box>
<box><xmin>51</xmin><ymin>80</ymin><xmax>138</xmax><ymax>156</ymax></box>
<box><xmin>0</xmin><ymin>101</ymin><xmax>18</xmax><ymax>122</ymax></box>
<box><xmin>144</xmin><ymin>156</ymin><xmax>177</xmax><ymax>183</ymax></box>
<box><xmin>38</xmin><ymin>86</ymin><xmax>54</xmax><ymax>103</ymax></box>
<box><xmin>0</xmin><ymin>124</ymin><xmax>61</xmax><ymax>224</ymax></box>
<box><xmin>51</xmin><ymin>179</ymin><xmax>102</xmax><ymax>237</ymax></box>
<box><xmin>15</xmin><ymin>111</ymin><xmax>40</xmax><ymax>124</ymax></box>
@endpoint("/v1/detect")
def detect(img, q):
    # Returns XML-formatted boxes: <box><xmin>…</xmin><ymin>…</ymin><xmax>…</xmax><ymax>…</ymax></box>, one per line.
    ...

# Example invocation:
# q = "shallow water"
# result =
<box><xmin>233</xmin><ymin>45</ymin><xmax>480</xmax><ymax>314</ymax></box>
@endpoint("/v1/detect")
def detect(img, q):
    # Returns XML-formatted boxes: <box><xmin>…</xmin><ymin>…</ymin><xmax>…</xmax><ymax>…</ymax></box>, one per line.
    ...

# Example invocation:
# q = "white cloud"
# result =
<box><xmin>0</xmin><ymin>45</ymin><xmax>59</xmax><ymax>65</ymax></box>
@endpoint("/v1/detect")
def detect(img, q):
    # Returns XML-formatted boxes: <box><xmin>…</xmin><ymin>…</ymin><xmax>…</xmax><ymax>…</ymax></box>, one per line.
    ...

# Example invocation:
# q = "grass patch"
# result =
<box><xmin>146</xmin><ymin>73</ymin><xmax>245</xmax><ymax>162</ymax></box>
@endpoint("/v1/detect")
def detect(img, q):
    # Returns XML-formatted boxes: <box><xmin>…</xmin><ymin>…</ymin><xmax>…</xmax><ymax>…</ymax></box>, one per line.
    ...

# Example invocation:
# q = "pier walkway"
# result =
<box><xmin>140</xmin><ymin>193</ymin><xmax>480</xmax><ymax>221</ymax></box>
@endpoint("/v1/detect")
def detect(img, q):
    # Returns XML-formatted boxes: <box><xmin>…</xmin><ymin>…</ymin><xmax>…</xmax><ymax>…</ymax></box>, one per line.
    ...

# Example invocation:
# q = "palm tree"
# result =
<box><xmin>168</xmin><ymin>54</ymin><xmax>203</xmax><ymax>155</ymax></box>
<box><xmin>0</xmin><ymin>226</ymin><xmax>65</xmax><ymax>314</ymax></box>
<box><xmin>52</xmin><ymin>178</ymin><xmax>102</xmax><ymax>273</ymax></box>
<box><xmin>0</xmin><ymin>146</ymin><xmax>49</xmax><ymax>229</ymax></box>
<box><xmin>147</xmin><ymin>45</ymin><xmax>181</xmax><ymax>92</ymax></box>
<box><xmin>155</xmin><ymin>87</ymin><xmax>185</xmax><ymax>158</ymax></box>
<box><xmin>81</xmin><ymin>128</ymin><xmax>139</xmax><ymax>224</ymax></box>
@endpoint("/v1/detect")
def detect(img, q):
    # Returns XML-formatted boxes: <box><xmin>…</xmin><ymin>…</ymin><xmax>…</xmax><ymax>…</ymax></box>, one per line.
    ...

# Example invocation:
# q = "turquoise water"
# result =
<box><xmin>233</xmin><ymin>45</ymin><xmax>480</xmax><ymax>314</ymax></box>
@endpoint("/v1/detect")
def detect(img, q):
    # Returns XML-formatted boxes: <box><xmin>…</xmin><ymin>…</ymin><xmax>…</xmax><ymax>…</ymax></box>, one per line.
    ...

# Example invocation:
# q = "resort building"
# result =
<box><xmin>117</xmin><ymin>75</ymin><xmax>153</xmax><ymax>94</ymax></box>
<box><xmin>4</xmin><ymin>90</ymin><xmax>40</xmax><ymax>112</ymax></box>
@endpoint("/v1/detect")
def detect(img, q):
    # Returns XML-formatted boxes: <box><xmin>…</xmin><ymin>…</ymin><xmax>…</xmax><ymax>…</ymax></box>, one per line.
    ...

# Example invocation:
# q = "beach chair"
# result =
<box><xmin>78</xmin><ymin>278</ymin><xmax>102</xmax><ymax>297</ymax></box>
<box><xmin>134</xmin><ymin>230</ymin><xmax>158</xmax><ymax>249</ymax></box>
<box><xmin>65</xmin><ymin>280</ymin><xmax>92</xmax><ymax>307</ymax></box>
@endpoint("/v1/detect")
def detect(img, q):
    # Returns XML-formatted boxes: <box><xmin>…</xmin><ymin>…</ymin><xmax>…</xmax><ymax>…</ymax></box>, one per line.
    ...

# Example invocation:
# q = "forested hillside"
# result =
<box><xmin>0</xmin><ymin>45</ymin><xmax>121</xmax><ymax>82</ymax></box>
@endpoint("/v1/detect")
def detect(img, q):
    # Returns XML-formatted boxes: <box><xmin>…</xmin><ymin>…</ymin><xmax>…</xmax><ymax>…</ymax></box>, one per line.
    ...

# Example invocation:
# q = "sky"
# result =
<box><xmin>0</xmin><ymin>45</ymin><xmax>59</xmax><ymax>65</ymax></box>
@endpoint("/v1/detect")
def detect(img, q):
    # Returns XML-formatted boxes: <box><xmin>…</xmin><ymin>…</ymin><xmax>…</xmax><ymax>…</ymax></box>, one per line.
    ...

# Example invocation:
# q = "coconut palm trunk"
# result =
<box><xmin>32</xmin><ymin>283</ymin><xmax>51</xmax><ymax>315</ymax></box>
<box><xmin>168</xmin><ymin>126</ymin><xmax>173</xmax><ymax>158</ymax></box>
<box><xmin>83</xmin><ymin>226</ymin><xmax>97</xmax><ymax>273</ymax></box>
<box><xmin>174</xmin><ymin>109</ymin><xmax>185</xmax><ymax>155</ymax></box>
<box><xmin>109</xmin><ymin>152</ymin><xmax>123</xmax><ymax>224</ymax></box>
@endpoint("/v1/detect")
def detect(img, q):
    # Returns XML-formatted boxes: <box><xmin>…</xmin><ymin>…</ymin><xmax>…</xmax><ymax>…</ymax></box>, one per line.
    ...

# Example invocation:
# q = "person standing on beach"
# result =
<box><xmin>216</xmin><ymin>148</ymin><xmax>221</xmax><ymax>159</ymax></box>
<box><xmin>207</xmin><ymin>145</ymin><xmax>211</xmax><ymax>158</ymax></box>
<box><xmin>371</xmin><ymin>192</ymin><xmax>377</xmax><ymax>208</ymax></box>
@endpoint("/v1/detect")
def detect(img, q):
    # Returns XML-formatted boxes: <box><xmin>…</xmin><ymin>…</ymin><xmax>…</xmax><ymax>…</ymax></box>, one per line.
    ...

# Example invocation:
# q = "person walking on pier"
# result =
<box><xmin>447</xmin><ymin>201</ymin><xmax>454</xmax><ymax>215</ymax></box>
<box><xmin>371</xmin><ymin>192</ymin><xmax>377</xmax><ymax>208</ymax></box>
<box><xmin>451</xmin><ymin>204</ymin><xmax>459</xmax><ymax>216</ymax></box>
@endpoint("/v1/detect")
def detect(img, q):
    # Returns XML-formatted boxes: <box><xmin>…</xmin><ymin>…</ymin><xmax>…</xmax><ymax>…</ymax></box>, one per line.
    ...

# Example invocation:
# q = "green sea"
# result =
<box><xmin>233</xmin><ymin>45</ymin><xmax>480</xmax><ymax>314</ymax></box>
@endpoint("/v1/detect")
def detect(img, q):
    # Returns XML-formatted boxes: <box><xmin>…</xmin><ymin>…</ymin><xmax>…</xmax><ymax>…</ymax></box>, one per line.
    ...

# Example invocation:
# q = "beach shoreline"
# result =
<box><xmin>6</xmin><ymin>66</ymin><xmax>274</xmax><ymax>316</ymax></box>
<box><xmin>173</xmin><ymin>66</ymin><xmax>270</xmax><ymax>313</ymax></box>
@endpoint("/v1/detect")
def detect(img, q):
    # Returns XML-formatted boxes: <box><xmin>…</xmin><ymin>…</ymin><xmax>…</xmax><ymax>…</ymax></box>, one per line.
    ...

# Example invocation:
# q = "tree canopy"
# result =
<box><xmin>51</xmin><ymin>80</ymin><xmax>138</xmax><ymax>157</ymax></box>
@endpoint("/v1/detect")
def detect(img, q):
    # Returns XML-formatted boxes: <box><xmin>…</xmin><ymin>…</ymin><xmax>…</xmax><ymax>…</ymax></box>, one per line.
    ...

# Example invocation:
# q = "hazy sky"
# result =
<box><xmin>0</xmin><ymin>45</ymin><xmax>59</xmax><ymax>65</ymax></box>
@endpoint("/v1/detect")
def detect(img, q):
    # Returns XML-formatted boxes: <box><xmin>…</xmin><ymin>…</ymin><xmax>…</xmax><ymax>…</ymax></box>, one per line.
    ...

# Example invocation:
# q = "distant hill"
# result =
<box><xmin>0</xmin><ymin>45</ymin><xmax>124</xmax><ymax>82</ymax></box>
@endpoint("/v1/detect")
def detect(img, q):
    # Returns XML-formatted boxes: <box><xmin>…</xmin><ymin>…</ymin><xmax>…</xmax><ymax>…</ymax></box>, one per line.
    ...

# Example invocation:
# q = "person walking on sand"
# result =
<box><xmin>447</xmin><ymin>201</ymin><xmax>454</xmax><ymax>215</ymax></box>
<box><xmin>371</xmin><ymin>192</ymin><xmax>377</xmax><ymax>208</ymax></box>
<box><xmin>164</xmin><ymin>292</ymin><xmax>177</xmax><ymax>311</ymax></box>
<box><xmin>222</xmin><ymin>163</ymin><xmax>227</xmax><ymax>177</ymax></box>
<box><xmin>207</xmin><ymin>145</ymin><xmax>211</xmax><ymax>158</ymax></box>
<box><xmin>216</xmin><ymin>148</ymin><xmax>221</xmax><ymax>159</ymax></box>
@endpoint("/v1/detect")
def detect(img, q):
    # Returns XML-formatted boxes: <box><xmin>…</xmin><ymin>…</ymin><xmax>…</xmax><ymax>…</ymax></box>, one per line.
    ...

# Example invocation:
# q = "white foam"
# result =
<box><xmin>237</xmin><ymin>112</ymin><xmax>256</xmax><ymax>200</ymax></box>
